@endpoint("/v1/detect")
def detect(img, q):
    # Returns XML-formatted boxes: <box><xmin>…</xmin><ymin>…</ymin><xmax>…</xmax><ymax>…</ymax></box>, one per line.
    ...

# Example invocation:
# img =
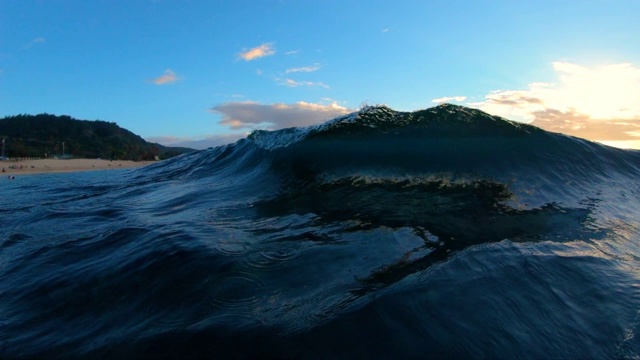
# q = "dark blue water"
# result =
<box><xmin>2</xmin><ymin>104</ymin><xmax>640</xmax><ymax>359</ymax></box>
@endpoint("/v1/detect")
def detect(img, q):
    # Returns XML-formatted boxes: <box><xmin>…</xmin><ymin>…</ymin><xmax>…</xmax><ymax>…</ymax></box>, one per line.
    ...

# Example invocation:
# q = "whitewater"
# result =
<box><xmin>1</xmin><ymin>104</ymin><xmax>640</xmax><ymax>358</ymax></box>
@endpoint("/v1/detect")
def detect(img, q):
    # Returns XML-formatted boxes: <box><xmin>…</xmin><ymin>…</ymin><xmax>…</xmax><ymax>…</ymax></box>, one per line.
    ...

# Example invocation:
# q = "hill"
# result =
<box><xmin>0</xmin><ymin>114</ymin><xmax>193</xmax><ymax>160</ymax></box>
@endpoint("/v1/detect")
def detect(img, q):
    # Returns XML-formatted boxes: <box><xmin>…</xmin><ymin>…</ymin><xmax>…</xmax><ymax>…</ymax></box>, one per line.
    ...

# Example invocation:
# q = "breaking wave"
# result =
<box><xmin>2</xmin><ymin>104</ymin><xmax>640</xmax><ymax>359</ymax></box>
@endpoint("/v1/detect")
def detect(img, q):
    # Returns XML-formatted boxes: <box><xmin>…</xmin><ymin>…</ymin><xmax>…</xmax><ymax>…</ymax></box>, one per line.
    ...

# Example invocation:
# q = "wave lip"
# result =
<box><xmin>248</xmin><ymin>103</ymin><xmax>541</xmax><ymax>150</ymax></box>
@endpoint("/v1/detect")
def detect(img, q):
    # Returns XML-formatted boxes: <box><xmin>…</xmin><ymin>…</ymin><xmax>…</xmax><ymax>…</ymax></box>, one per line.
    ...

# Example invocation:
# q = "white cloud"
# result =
<box><xmin>22</xmin><ymin>37</ymin><xmax>45</xmax><ymax>50</ymax></box>
<box><xmin>432</xmin><ymin>96</ymin><xmax>467</xmax><ymax>103</ymax></box>
<box><xmin>474</xmin><ymin>62</ymin><xmax>640</xmax><ymax>122</ymax></box>
<box><xmin>469</xmin><ymin>62</ymin><xmax>640</xmax><ymax>146</ymax></box>
<box><xmin>238</xmin><ymin>43</ymin><xmax>275</xmax><ymax>61</ymax></box>
<box><xmin>276</xmin><ymin>78</ymin><xmax>329</xmax><ymax>88</ymax></box>
<box><xmin>32</xmin><ymin>37</ymin><xmax>45</xmax><ymax>43</ymax></box>
<box><xmin>285</xmin><ymin>64</ymin><xmax>322</xmax><ymax>74</ymax></box>
<box><xmin>153</xmin><ymin>69</ymin><xmax>182</xmax><ymax>85</ymax></box>
<box><xmin>211</xmin><ymin>100</ymin><xmax>352</xmax><ymax>131</ymax></box>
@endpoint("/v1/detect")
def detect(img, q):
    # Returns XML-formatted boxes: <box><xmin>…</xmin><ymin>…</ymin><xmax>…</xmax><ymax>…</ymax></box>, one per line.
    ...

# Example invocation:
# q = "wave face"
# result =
<box><xmin>2</xmin><ymin>104</ymin><xmax>640</xmax><ymax>358</ymax></box>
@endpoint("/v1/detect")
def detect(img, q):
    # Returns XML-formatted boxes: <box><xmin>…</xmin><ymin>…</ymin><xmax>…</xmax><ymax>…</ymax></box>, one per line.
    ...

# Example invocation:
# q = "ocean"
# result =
<box><xmin>2</xmin><ymin>104</ymin><xmax>640</xmax><ymax>359</ymax></box>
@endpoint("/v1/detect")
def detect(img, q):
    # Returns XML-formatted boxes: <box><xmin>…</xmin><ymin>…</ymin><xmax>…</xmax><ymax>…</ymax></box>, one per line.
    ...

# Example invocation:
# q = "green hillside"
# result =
<box><xmin>0</xmin><ymin>114</ymin><xmax>193</xmax><ymax>160</ymax></box>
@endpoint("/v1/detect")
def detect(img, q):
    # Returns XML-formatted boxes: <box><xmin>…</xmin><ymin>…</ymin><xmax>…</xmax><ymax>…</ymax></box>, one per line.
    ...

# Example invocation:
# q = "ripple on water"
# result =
<box><xmin>241</xmin><ymin>246</ymin><xmax>301</xmax><ymax>270</ymax></box>
<box><xmin>211</xmin><ymin>241</ymin><xmax>248</xmax><ymax>256</ymax></box>
<box><xmin>262</xmin><ymin>248</ymin><xmax>301</xmax><ymax>262</ymax></box>
<box><xmin>279</xmin><ymin>288</ymin><xmax>355</xmax><ymax>334</ymax></box>
<box><xmin>205</xmin><ymin>272</ymin><xmax>266</xmax><ymax>311</ymax></box>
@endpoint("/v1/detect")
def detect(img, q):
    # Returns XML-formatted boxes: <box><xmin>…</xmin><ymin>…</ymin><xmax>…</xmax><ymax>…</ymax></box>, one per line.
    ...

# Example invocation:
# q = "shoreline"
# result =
<box><xmin>2</xmin><ymin>159</ymin><xmax>154</xmax><ymax>176</ymax></box>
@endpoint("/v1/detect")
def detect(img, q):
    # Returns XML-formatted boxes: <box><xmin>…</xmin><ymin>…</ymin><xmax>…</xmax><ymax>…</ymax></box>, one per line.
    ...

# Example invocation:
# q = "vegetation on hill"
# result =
<box><xmin>0</xmin><ymin>114</ymin><xmax>193</xmax><ymax>160</ymax></box>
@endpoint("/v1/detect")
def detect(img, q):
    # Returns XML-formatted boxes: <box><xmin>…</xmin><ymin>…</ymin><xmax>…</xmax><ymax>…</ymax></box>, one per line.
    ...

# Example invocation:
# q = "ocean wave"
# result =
<box><xmin>2</xmin><ymin>104</ymin><xmax>640</xmax><ymax>358</ymax></box>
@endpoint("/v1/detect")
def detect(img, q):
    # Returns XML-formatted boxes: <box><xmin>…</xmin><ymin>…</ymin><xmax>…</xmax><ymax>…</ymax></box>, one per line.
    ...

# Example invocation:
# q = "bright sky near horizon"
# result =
<box><xmin>1</xmin><ymin>0</ymin><xmax>640</xmax><ymax>149</ymax></box>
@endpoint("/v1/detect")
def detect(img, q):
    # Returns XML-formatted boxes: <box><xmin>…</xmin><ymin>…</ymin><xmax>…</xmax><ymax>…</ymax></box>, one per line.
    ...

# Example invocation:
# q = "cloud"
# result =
<box><xmin>432</xmin><ymin>96</ymin><xmax>467</xmax><ymax>103</ymax></box>
<box><xmin>22</xmin><ymin>37</ymin><xmax>45</xmax><ymax>50</ymax></box>
<box><xmin>475</xmin><ymin>62</ymin><xmax>640</xmax><ymax>121</ymax></box>
<box><xmin>211</xmin><ymin>100</ymin><xmax>352</xmax><ymax>131</ymax></box>
<box><xmin>470</xmin><ymin>62</ymin><xmax>640</xmax><ymax>145</ymax></box>
<box><xmin>238</xmin><ymin>43</ymin><xmax>275</xmax><ymax>61</ymax></box>
<box><xmin>286</xmin><ymin>64</ymin><xmax>322</xmax><ymax>74</ymax></box>
<box><xmin>153</xmin><ymin>69</ymin><xmax>182</xmax><ymax>85</ymax></box>
<box><xmin>32</xmin><ymin>37</ymin><xmax>45</xmax><ymax>43</ymax></box>
<box><xmin>147</xmin><ymin>133</ymin><xmax>245</xmax><ymax>150</ymax></box>
<box><xmin>276</xmin><ymin>78</ymin><xmax>329</xmax><ymax>88</ymax></box>
<box><xmin>529</xmin><ymin>109</ymin><xmax>640</xmax><ymax>141</ymax></box>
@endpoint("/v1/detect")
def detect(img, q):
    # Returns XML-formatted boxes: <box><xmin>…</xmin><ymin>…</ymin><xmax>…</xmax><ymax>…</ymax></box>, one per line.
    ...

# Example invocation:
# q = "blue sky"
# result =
<box><xmin>1</xmin><ymin>0</ymin><xmax>640</xmax><ymax>149</ymax></box>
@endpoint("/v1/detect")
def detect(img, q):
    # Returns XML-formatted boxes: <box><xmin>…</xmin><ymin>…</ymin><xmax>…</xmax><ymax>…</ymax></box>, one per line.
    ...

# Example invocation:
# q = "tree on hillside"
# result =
<box><xmin>0</xmin><ymin>114</ymin><xmax>192</xmax><ymax>160</ymax></box>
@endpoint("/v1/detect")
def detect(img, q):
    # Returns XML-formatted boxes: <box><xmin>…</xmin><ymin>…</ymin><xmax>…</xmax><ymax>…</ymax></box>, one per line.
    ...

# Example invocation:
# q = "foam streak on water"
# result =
<box><xmin>2</xmin><ymin>104</ymin><xmax>640</xmax><ymax>358</ymax></box>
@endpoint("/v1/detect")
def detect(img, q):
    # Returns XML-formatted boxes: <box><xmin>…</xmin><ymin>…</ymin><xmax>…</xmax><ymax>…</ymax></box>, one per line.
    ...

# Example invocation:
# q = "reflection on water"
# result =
<box><xmin>253</xmin><ymin>176</ymin><xmax>606</xmax><ymax>294</ymax></box>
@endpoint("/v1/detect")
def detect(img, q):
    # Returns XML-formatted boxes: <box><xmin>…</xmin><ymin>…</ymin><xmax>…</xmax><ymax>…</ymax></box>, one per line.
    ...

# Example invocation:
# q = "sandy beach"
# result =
<box><xmin>1</xmin><ymin>158</ymin><xmax>154</xmax><ymax>176</ymax></box>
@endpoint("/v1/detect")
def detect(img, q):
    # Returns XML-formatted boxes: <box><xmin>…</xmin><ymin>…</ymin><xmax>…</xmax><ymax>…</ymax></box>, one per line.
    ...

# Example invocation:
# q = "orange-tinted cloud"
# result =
<box><xmin>211</xmin><ymin>100</ymin><xmax>351</xmax><ymax>130</ymax></box>
<box><xmin>153</xmin><ymin>69</ymin><xmax>182</xmax><ymax>85</ymax></box>
<box><xmin>469</xmin><ymin>62</ymin><xmax>640</xmax><ymax>147</ymax></box>
<box><xmin>530</xmin><ymin>109</ymin><xmax>640</xmax><ymax>141</ymax></box>
<box><xmin>238</xmin><ymin>43</ymin><xmax>275</xmax><ymax>61</ymax></box>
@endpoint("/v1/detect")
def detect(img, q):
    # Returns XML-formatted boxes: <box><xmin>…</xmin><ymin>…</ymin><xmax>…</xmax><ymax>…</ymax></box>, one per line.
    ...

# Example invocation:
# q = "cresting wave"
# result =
<box><xmin>2</xmin><ymin>104</ymin><xmax>640</xmax><ymax>358</ymax></box>
<box><xmin>162</xmin><ymin>103</ymin><xmax>640</xmax><ymax>207</ymax></box>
